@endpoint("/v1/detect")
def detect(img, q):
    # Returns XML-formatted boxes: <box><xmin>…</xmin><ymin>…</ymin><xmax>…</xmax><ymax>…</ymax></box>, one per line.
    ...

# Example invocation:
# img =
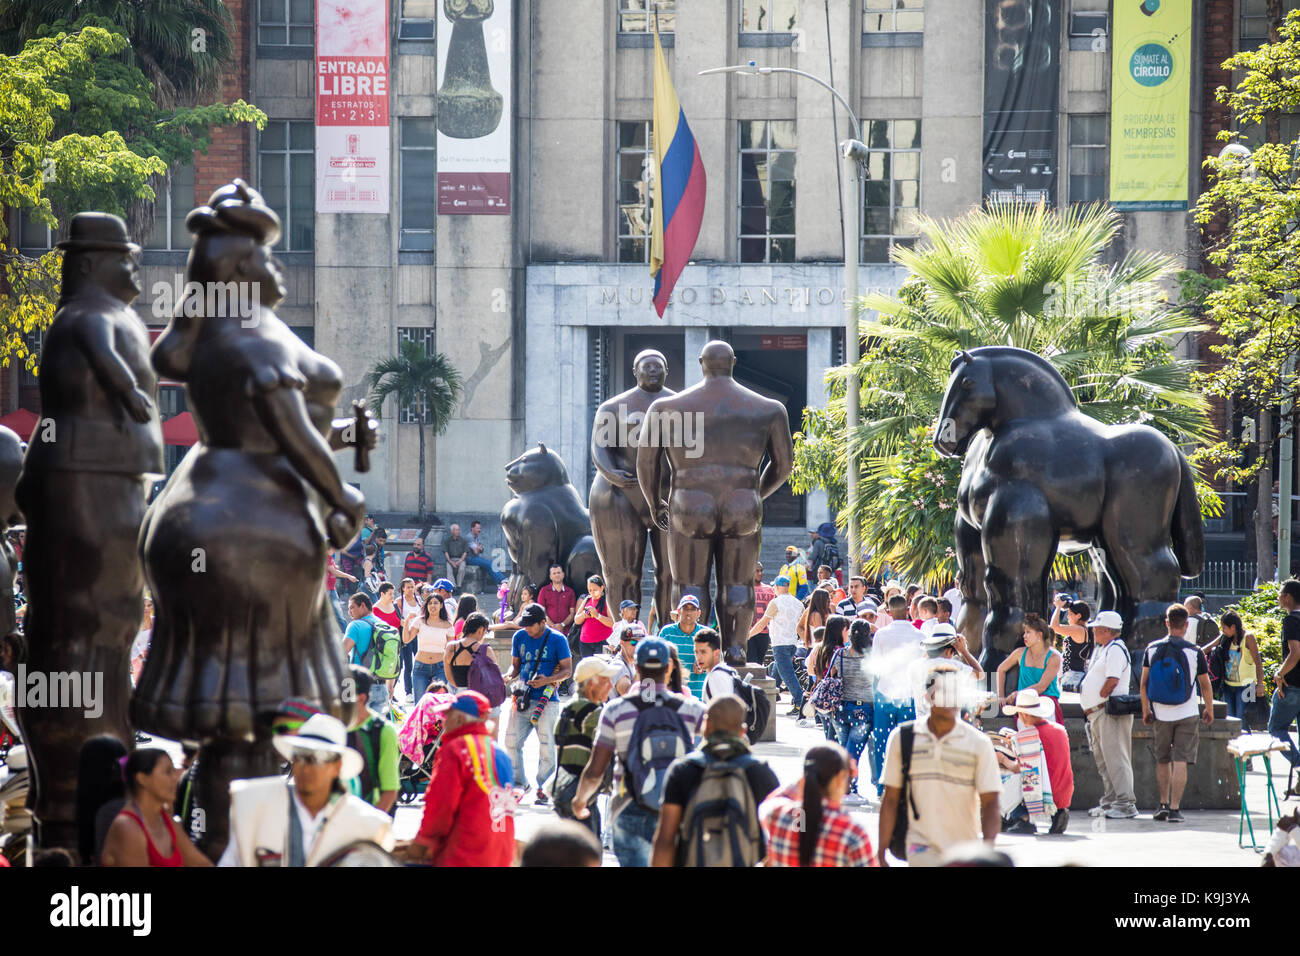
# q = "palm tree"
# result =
<box><xmin>791</xmin><ymin>201</ymin><xmax>1214</xmax><ymax>585</ymax></box>
<box><xmin>366</xmin><ymin>341</ymin><xmax>463</xmax><ymax>519</ymax></box>
<box><xmin>0</xmin><ymin>0</ymin><xmax>235</xmax><ymax>103</ymax></box>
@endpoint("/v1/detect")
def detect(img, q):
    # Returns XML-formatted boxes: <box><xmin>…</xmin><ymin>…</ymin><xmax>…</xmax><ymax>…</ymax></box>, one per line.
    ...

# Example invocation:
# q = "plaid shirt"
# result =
<box><xmin>759</xmin><ymin>783</ymin><xmax>876</xmax><ymax>867</ymax></box>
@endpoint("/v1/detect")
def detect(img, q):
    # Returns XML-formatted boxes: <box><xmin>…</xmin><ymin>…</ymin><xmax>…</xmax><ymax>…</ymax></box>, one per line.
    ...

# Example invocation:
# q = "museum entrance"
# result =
<box><xmin>731</xmin><ymin>331</ymin><xmax>807</xmax><ymax>527</ymax></box>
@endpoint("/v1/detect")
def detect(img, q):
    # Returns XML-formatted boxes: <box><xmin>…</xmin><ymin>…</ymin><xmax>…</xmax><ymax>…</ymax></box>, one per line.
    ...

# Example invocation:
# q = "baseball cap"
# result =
<box><xmin>573</xmin><ymin>656</ymin><xmax>622</xmax><ymax>684</ymax></box>
<box><xmin>614</xmin><ymin>620</ymin><xmax>646</xmax><ymax>643</ymax></box>
<box><xmin>784</xmin><ymin>545</ymin><xmax>798</xmax><ymax>555</ymax></box>
<box><xmin>619</xmin><ymin>599</ymin><xmax>639</xmax><ymax>611</ymax></box>
<box><xmin>677</xmin><ymin>594</ymin><xmax>700</xmax><ymax>610</ymax></box>
<box><xmin>773</xmin><ymin>575</ymin><xmax>791</xmax><ymax>588</ymax></box>
<box><xmin>433</xmin><ymin>578</ymin><xmax>455</xmax><ymax>591</ymax></box>
<box><xmin>921</xmin><ymin>624</ymin><xmax>959</xmax><ymax>654</ymax></box>
<box><xmin>518</xmin><ymin>603</ymin><xmax>548</xmax><ymax>626</ymax></box>
<box><xmin>636</xmin><ymin>636</ymin><xmax>672</xmax><ymax>668</ymax></box>
<box><xmin>1088</xmin><ymin>610</ymin><xmax>1124</xmax><ymax>630</ymax></box>
<box><xmin>434</xmin><ymin>690</ymin><xmax>491</xmax><ymax>720</ymax></box>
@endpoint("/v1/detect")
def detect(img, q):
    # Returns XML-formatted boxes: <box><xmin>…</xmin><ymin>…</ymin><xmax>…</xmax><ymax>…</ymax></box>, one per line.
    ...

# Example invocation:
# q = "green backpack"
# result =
<box><xmin>360</xmin><ymin>616</ymin><xmax>401</xmax><ymax>680</ymax></box>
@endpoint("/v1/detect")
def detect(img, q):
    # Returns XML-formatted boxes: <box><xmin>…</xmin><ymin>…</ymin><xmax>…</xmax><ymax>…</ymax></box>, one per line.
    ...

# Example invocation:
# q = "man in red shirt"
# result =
<box><xmin>403</xmin><ymin>538</ymin><xmax>436</xmax><ymax>585</ymax></box>
<box><xmin>394</xmin><ymin>691</ymin><xmax>516</xmax><ymax>866</ymax></box>
<box><xmin>538</xmin><ymin>563</ymin><xmax>577</xmax><ymax>631</ymax></box>
<box><xmin>749</xmin><ymin>561</ymin><xmax>775</xmax><ymax>664</ymax></box>
<box><xmin>1001</xmin><ymin>689</ymin><xmax>1074</xmax><ymax>834</ymax></box>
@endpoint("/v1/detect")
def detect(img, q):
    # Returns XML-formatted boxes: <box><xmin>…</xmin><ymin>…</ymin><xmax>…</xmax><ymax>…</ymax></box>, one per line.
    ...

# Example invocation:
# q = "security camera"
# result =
<box><xmin>840</xmin><ymin>139</ymin><xmax>870</xmax><ymax>162</ymax></box>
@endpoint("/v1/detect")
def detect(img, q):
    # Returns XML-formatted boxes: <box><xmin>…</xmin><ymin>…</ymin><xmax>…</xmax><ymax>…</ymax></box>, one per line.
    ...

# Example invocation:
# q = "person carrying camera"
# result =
<box><xmin>502</xmin><ymin>603</ymin><xmax>573</xmax><ymax>806</ymax></box>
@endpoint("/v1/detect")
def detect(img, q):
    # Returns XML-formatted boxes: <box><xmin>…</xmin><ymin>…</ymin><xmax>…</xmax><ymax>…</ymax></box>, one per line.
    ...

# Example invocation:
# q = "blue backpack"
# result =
<box><xmin>623</xmin><ymin>695</ymin><xmax>692</xmax><ymax>811</ymax></box>
<box><xmin>1146</xmin><ymin>639</ymin><xmax>1194</xmax><ymax>705</ymax></box>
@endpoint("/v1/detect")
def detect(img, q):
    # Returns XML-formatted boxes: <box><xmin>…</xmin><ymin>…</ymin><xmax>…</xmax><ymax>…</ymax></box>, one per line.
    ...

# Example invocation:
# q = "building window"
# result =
<box><xmin>1067</xmin><ymin>115</ymin><xmax>1107</xmax><ymax>205</ymax></box>
<box><xmin>1240</xmin><ymin>0</ymin><xmax>1300</xmax><ymax>52</ymax></box>
<box><xmin>397</xmin><ymin>327</ymin><xmax>436</xmax><ymax>424</ymax></box>
<box><xmin>144</xmin><ymin>163</ymin><xmax>196</xmax><ymax>250</ymax></box>
<box><xmin>1068</xmin><ymin>10</ymin><xmax>1107</xmax><ymax>38</ymax></box>
<box><xmin>258</xmin><ymin>0</ymin><xmax>313</xmax><ymax>47</ymax></box>
<box><xmin>741</xmin><ymin>0</ymin><xmax>798</xmax><ymax>32</ymax></box>
<box><xmin>399</xmin><ymin>0</ymin><xmax>438</xmax><ymax>39</ymax></box>
<box><xmin>739</xmin><ymin>120</ymin><xmax>796</xmax><ymax>263</ymax></box>
<box><xmin>259</xmin><ymin>121</ymin><xmax>314</xmax><ymax>252</ymax></box>
<box><xmin>863</xmin><ymin>1</ymin><xmax>923</xmax><ymax>32</ymax></box>
<box><xmin>617</xmin><ymin>121</ymin><xmax>655</xmax><ymax>263</ymax></box>
<box><xmin>860</xmin><ymin>119</ymin><xmax>920</xmax><ymax>263</ymax></box>
<box><xmin>620</xmin><ymin>0</ymin><xmax>675</xmax><ymax>32</ymax></box>
<box><xmin>15</xmin><ymin>210</ymin><xmax>53</xmax><ymax>251</ymax></box>
<box><xmin>400</xmin><ymin>119</ymin><xmax>436</xmax><ymax>251</ymax></box>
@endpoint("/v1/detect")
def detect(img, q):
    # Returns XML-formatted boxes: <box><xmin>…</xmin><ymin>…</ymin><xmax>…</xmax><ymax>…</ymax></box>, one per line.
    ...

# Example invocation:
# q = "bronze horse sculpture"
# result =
<box><xmin>934</xmin><ymin>347</ymin><xmax>1204</xmax><ymax>674</ymax></box>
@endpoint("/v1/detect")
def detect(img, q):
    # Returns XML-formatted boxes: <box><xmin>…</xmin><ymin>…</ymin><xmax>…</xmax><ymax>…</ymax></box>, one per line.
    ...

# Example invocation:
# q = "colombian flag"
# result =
<box><xmin>650</xmin><ymin>16</ymin><xmax>706</xmax><ymax>318</ymax></box>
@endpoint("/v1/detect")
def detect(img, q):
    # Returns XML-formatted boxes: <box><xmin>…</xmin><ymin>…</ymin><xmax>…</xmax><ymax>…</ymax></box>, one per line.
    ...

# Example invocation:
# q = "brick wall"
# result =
<box><xmin>193</xmin><ymin>0</ymin><xmax>252</xmax><ymax>205</ymax></box>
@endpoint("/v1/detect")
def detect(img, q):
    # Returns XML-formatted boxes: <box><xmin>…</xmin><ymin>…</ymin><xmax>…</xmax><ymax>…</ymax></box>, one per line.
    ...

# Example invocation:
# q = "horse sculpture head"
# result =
<box><xmin>934</xmin><ymin>350</ymin><xmax>996</xmax><ymax>457</ymax></box>
<box><xmin>934</xmin><ymin>347</ymin><xmax>1078</xmax><ymax>458</ymax></box>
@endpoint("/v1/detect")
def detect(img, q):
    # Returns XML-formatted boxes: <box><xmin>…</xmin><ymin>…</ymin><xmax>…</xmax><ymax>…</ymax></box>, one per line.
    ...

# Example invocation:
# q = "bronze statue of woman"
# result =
<box><xmin>133</xmin><ymin>180</ymin><xmax>374</xmax><ymax>858</ymax></box>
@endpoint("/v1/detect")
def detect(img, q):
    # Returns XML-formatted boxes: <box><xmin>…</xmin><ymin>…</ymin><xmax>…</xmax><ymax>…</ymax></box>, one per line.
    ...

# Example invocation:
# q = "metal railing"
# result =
<box><xmin>1181</xmin><ymin>560</ymin><xmax>1260</xmax><ymax>595</ymax></box>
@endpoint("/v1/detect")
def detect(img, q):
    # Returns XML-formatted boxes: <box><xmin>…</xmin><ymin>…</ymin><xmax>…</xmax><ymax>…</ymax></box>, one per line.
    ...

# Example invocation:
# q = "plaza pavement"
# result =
<box><xmin>385</xmin><ymin>705</ymin><xmax>1299</xmax><ymax>867</ymax></box>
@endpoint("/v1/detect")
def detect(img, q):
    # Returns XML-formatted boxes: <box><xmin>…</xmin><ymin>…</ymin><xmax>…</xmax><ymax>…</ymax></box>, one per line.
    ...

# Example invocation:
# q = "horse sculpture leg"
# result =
<box><xmin>979</xmin><ymin>485</ymin><xmax>1057</xmax><ymax>678</ymax></box>
<box><xmin>954</xmin><ymin>513</ymin><xmax>988</xmax><ymax>671</ymax></box>
<box><xmin>1099</xmin><ymin>527</ymin><xmax>1182</xmax><ymax>664</ymax></box>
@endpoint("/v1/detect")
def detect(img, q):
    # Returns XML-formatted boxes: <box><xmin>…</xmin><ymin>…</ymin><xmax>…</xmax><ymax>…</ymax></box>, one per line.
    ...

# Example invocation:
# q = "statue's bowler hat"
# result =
<box><xmin>56</xmin><ymin>212</ymin><xmax>140</xmax><ymax>254</ymax></box>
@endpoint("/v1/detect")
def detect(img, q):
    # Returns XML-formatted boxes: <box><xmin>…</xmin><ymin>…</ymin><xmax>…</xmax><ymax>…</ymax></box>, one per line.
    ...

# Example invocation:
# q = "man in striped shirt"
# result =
<box><xmin>403</xmin><ymin>538</ymin><xmax>436</xmax><ymax>584</ymax></box>
<box><xmin>571</xmin><ymin>637</ymin><xmax>705</xmax><ymax>867</ymax></box>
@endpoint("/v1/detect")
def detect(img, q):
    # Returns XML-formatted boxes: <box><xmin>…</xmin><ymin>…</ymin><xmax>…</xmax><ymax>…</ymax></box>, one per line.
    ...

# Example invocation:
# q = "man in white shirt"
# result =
<box><xmin>749</xmin><ymin>574</ymin><xmax>807</xmax><ymax>715</ymax></box>
<box><xmin>1140</xmin><ymin>603</ymin><xmax>1214</xmax><ymax>824</ymax></box>
<box><xmin>879</xmin><ymin>662</ymin><xmax>1002</xmax><ymax>867</ymax></box>
<box><xmin>1078</xmin><ymin>610</ymin><xmax>1137</xmax><ymax>819</ymax></box>
<box><xmin>694</xmin><ymin>628</ymin><xmax>737</xmax><ymax>701</ymax></box>
<box><xmin>942</xmin><ymin>585</ymin><xmax>964</xmax><ymax>629</ymax></box>
<box><xmin>870</xmin><ymin>594</ymin><xmax>925</xmax><ymax>796</ymax></box>
<box><xmin>219</xmin><ymin>714</ymin><xmax>394</xmax><ymax>866</ymax></box>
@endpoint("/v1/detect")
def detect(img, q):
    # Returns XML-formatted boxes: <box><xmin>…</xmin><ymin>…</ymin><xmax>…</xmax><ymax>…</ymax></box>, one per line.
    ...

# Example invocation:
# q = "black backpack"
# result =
<box><xmin>888</xmin><ymin>723</ymin><xmax>920</xmax><ymax>861</ymax></box>
<box><xmin>712</xmin><ymin>664</ymin><xmax>771</xmax><ymax>741</ymax></box>
<box><xmin>676</xmin><ymin>751</ymin><xmax>763</xmax><ymax>867</ymax></box>
<box><xmin>822</xmin><ymin>540</ymin><xmax>841</xmax><ymax>572</ymax></box>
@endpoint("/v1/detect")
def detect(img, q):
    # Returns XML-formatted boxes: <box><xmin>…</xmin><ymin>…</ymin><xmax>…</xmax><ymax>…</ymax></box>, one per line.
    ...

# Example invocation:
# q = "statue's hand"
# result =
<box><xmin>326</xmin><ymin>485</ymin><xmax>366</xmax><ymax>548</ymax></box>
<box><xmin>652</xmin><ymin>502</ymin><xmax>670</xmax><ymax>532</ymax></box>
<box><xmin>612</xmin><ymin>468</ymin><xmax>636</xmax><ymax>488</ymax></box>
<box><xmin>123</xmin><ymin>387</ymin><xmax>155</xmax><ymax>424</ymax></box>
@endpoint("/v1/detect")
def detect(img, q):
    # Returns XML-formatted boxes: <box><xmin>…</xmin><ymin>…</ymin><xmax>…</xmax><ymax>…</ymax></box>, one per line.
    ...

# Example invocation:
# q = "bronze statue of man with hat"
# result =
<box><xmin>15</xmin><ymin>212</ymin><xmax>163</xmax><ymax>856</ymax></box>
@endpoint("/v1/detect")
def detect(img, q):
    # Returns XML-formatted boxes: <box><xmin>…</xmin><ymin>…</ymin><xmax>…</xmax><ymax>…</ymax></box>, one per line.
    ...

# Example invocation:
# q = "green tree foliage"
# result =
<box><xmin>0</xmin><ymin>25</ymin><xmax>264</xmax><ymax>371</ymax></box>
<box><xmin>1192</xmin><ymin>10</ymin><xmax>1300</xmax><ymax>484</ymax></box>
<box><xmin>366</xmin><ymin>342</ymin><xmax>464</xmax><ymax>518</ymax></box>
<box><xmin>791</xmin><ymin>202</ymin><xmax>1215</xmax><ymax>587</ymax></box>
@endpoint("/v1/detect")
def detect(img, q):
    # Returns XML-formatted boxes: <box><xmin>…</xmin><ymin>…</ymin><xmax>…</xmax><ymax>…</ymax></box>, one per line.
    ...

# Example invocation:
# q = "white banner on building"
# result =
<box><xmin>436</xmin><ymin>0</ymin><xmax>511</xmax><ymax>214</ymax></box>
<box><xmin>315</xmin><ymin>0</ymin><xmax>390</xmax><ymax>213</ymax></box>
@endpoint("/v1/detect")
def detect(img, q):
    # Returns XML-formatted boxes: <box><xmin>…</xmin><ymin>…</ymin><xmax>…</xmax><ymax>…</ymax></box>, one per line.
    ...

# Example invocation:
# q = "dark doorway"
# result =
<box><xmin>620</xmin><ymin>332</ymin><xmax>686</xmax><ymax>394</ymax></box>
<box><xmin>731</xmin><ymin>332</ymin><xmax>807</xmax><ymax>526</ymax></box>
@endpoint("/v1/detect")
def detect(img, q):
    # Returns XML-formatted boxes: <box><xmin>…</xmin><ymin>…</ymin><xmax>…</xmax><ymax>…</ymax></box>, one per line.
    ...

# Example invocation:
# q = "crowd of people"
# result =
<box><xmin>2</xmin><ymin>516</ymin><xmax>1300</xmax><ymax>869</ymax></box>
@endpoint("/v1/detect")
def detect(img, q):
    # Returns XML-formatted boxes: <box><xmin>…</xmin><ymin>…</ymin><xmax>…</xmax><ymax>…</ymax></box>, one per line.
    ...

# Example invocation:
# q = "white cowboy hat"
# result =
<box><xmin>1002</xmin><ymin>688</ymin><xmax>1055</xmax><ymax>719</ymax></box>
<box><xmin>272</xmin><ymin>713</ymin><xmax>364</xmax><ymax>780</ymax></box>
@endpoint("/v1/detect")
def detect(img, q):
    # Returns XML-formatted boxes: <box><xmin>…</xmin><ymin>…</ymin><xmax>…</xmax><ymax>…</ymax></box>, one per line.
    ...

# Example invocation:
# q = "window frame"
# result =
<box><xmin>398</xmin><ymin>0</ymin><xmax>437</xmax><ymax>39</ymax></box>
<box><xmin>619</xmin><ymin>0</ymin><xmax>675</xmax><ymax>33</ymax></box>
<box><xmin>862</xmin><ymin>1</ymin><xmax>924</xmax><ymax>33</ymax></box>
<box><xmin>258</xmin><ymin>120</ymin><xmax>315</xmax><ymax>253</ymax></box>
<box><xmin>396</xmin><ymin>327</ymin><xmax>437</xmax><ymax>424</ymax></box>
<box><xmin>738</xmin><ymin>120</ymin><xmax>797</xmax><ymax>264</ymax></box>
<box><xmin>257</xmin><ymin>0</ymin><xmax>314</xmax><ymax>48</ymax></box>
<box><xmin>616</xmin><ymin>120</ymin><xmax>656</xmax><ymax>264</ymax></box>
<box><xmin>1240</xmin><ymin>0</ymin><xmax>1300</xmax><ymax>51</ymax></box>
<box><xmin>1066</xmin><ymin>113</ymin><xmax>1108</xmax><ymax>206</ymax></box>
<box><xmin>399</xmin><ymin>118</ymin><xmax>437</xmax><ymax>252</ymax></box>
<box><xmin>740</xmin><ymin>0</ymin><xmax>799</xmax><ymax>34</ymax></box>
<box><xmin>859</xmin><ymin>119</ymin><xmax>921</xmax><ymax>264</ymax></box>
<box><xmin>144</xmin><ymin>162</ymin><xmax>196</xmax><ymax>251</ymax></box>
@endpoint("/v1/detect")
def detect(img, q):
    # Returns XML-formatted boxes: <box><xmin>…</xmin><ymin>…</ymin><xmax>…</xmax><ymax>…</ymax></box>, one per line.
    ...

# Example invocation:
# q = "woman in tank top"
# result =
<box><xmin>445</xmin><ymin>614</ymin><xmax>500</xmax><ymax>692</ymax></box>
<box><xmin>834</xmin><ymin>618</ymin><xmax>875</xmax><ymax>803</ymax></box>
<box><xmin>406</xmin><ymin>593</ymin><xmax>454</xmax><ymax>702</ymax></box>
<box><xmin>996</xmin><ymin>614</ymin><xmax>1063</xmax><ymax>724</ymax></box>
<box><xmin>101</xmin><ymin>749</ymin><xmax>210</xmax><ymax>867</ymax></box>
<box><xmin>1205</xmin><ymin>610</ymin><xmax>1266</xmax><ymax>730</ymax></box>
<box><xmin>1049</xmin><ymin>597</ymin><xmax>1093</xmax><ymax>691</ymax></box>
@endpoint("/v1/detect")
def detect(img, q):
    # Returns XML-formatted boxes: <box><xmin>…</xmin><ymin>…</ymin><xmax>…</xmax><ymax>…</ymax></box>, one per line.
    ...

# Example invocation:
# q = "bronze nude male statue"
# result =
<box><xmin>15</xmin><ymin>213</ymin><xmax>164</xmax><ymax>855</ymax></box>
<box><xmin>590</xmin><ymin>349</ymin><xmax>675</xmax><ymax>625</ymax></box>
<box><xmin>637</xmin><ymin>341</ymin><xmax>794</xmax><ymax>656</ymax></box>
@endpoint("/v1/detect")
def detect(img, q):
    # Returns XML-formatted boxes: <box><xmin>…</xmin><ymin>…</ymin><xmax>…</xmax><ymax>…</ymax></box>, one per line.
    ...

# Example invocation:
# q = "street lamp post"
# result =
<box><xmin>700</xmin><ymin>63</ymin><xmax>867</xmax><ymax>573</ymax></box>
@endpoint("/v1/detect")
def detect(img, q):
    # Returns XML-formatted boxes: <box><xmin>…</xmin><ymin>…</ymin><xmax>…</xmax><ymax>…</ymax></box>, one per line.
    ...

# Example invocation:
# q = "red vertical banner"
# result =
<box><xmin>316</xmin><ymin>0</ymin><xmax>390</xmax><ymax>213</ymax></box>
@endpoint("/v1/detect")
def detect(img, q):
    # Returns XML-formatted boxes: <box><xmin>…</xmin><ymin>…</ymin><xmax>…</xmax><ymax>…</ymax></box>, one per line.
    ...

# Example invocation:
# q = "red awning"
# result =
<box><xmin>161</xmin><ymin>411</ymin><xmax>199</xmax><ymax>447</ymax></box>
<box><xmin>0</xmin><ymin>408</ymin><xmax>39</xmax><ymax>441</ymax></box>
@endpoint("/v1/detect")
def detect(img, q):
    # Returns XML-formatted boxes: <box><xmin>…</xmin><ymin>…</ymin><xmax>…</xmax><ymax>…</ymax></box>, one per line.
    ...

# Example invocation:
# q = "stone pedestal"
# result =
<box><xmin>988</xmin><ymin>694</ymin><xmax>1242</xmax><ymax>811</ymax></box>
